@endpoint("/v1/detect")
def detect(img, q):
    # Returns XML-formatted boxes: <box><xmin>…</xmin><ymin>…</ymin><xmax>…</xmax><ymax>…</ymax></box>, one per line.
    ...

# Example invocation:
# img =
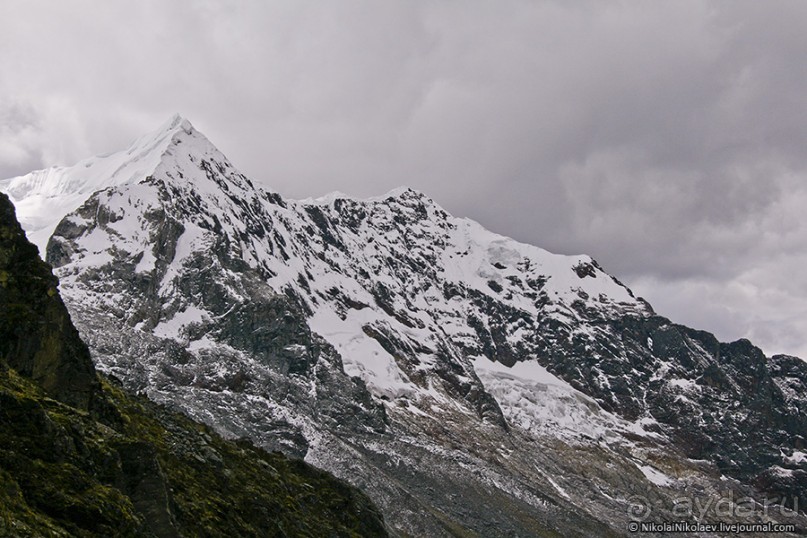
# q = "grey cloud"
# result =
<box><xmin>0</xmin><ymin>100</ymin><xmax>42</xmax><ymax>176</ymax></box>
<box><xmin>1</xmin><ymin>0</ymin><xmax>806</xmax><ymax>357</ymax></box>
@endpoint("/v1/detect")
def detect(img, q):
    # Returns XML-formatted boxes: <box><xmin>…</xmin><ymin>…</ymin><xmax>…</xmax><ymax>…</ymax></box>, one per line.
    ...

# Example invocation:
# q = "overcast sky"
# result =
<box><xmin>2</xmin><ymin>0</ymin><xmax>807</xmax><ymax>358</ymax></box>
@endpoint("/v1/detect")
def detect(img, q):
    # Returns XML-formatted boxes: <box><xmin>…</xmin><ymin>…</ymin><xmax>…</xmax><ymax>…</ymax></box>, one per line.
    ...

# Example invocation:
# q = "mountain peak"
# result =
<box><xmin>382</xmin><ymin>185</ymin><xmax>420</xmax><ymax>197</ymax></box>
<box><xmin>145</xmin><ymin>113</ymin><xmax>198</xmax><ymax>147</ymax></box>
<box><xmin>161</xmin><ymin>112</ymin><xmax>193</xmax><ymax>134</ymax></box>
<box><xmin>379</xmin><ymin>185</ymin><xmax>429</xmax><ymax>202</ymax></box>
<box><xmin>128</xmin><ymin>113</ymin><xmax>198</xmax><ymax>158</ymax></box>
<box><xmin>0</xmin><ymin>115</ymin><xmax>219</xmax><ymax>253</ymax></box>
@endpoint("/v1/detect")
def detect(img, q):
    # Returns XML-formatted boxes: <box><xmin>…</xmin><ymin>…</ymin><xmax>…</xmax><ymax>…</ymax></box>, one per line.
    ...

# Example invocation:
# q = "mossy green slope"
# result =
<box><xmin>0</xmin><ymin>370</ymin><xmax>387</xmax><ymax>537</ymax></box>
<box><xmin>0</xmin><ymin>192</ymin><xmax>387</xmax><ymax>537</ymax></box>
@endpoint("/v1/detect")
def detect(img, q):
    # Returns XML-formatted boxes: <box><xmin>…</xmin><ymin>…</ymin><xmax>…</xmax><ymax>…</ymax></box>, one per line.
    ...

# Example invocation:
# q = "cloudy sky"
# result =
<box><xmin>2</xmin><ymin>1</ymin><xmax>807</xmax><ymax>358</ymax></box>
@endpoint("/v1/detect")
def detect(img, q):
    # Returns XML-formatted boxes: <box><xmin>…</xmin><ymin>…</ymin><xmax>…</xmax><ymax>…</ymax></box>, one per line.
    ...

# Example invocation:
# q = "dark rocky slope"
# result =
<box><xmin>0</xmin><ymin>192</ymin><xmax>387</xmax><ymax>537</ymax></box>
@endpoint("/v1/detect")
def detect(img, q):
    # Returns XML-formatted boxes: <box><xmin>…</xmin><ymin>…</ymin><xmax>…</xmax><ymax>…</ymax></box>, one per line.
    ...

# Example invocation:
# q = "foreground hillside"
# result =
<box><xmin>0</xmin><ymin>192</ymin><xmax>387</xmax><ymax>537</ymax></box>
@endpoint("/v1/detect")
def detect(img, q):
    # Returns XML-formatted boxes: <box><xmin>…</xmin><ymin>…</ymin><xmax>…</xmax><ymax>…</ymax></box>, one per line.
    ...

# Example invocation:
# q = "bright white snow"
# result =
<box><xmin>472</xmin><ymin>355</ymin><xmax>657</xmax><ymax>443</ymax></box>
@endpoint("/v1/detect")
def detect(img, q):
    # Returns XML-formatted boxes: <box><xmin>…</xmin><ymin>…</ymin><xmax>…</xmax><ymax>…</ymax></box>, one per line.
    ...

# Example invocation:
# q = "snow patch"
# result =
<box><xmin>153</xmin><ymin>305</ymin><xmax>209</xmax><ymax>339</ymax></box>
<box><xmin>637</xmin><ymin>464</ymin><xmax>674</xmax><ymax>487</ymax></box>
<box><xmin>472</xmin><ymin>356</ymin><xmax>658</xmax><ymax>443</ymax></box>
<box><xmin>309</xmin><ymin>308</ymin><xmax>417</xmax><ymax>400</ymax></box>
<box><xmin>783</xmin><ymin>450</ymin><xmax>806</xmax><ymax>465</ymax></box>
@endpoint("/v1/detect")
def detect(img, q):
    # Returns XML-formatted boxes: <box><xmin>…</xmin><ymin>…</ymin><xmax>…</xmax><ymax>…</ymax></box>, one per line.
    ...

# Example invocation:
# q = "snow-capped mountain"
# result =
<box><xmin>4</xmin><ymin>116</ymin><xmax>805</xmax><ymax>536</ymax></box>
<box><xmin>0</xmin><ymin>115</ymin><xmax>191</xmax><ymax>255</ymax></box>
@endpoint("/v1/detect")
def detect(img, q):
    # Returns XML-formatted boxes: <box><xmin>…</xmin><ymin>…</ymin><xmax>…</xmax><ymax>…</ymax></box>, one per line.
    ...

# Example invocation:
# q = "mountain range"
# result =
<box><xmin>0</xmin><ymin>189</ymin><xmax>386</xmax><ymax>537</ymax></box>
<box><xmin>2</xmin><ymin>115</ymin><xmax>805</xmax><ymax>536</ymax></box>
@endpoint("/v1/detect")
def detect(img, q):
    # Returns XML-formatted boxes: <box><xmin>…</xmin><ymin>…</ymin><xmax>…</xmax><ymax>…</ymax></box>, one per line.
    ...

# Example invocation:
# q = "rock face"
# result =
<box><xmin>3</xmin><ymin>116</ymin><xmax>806</xmax><ymax>536</ymax></box>
<box><xmin>0</xmin><ymin>193</ymin><xmax>98</xmax><ymax>410</ymax></box>
<box><xmin>608</xmin><ymin>318</ymin><xmax>807</xmax><ymax>508</ymax></box>
<box><xmin>0</xmin><ymin>192</ymin><xmax>388</xmax><ymax>537</ymax></box>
